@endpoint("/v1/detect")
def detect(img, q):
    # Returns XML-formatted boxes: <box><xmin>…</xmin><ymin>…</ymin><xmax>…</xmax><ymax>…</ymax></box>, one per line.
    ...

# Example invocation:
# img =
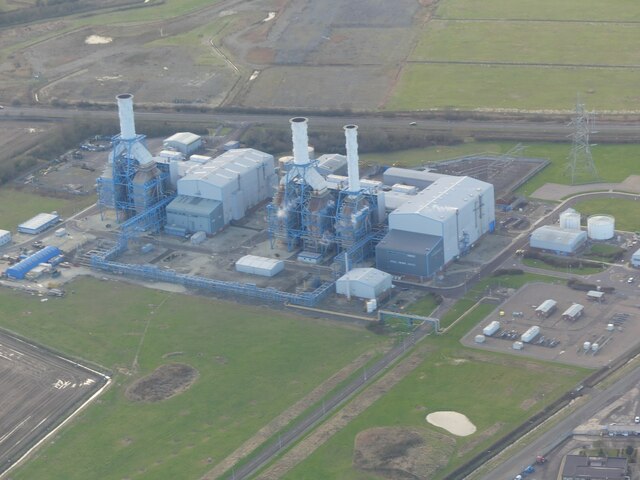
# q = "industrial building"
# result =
<box><xmin>535</xmin><ymin>299</ymin><xmax>557</xmax><ymax>318</ymax></box>
<box><xmin>165</xmin><ymin>195</ymin><xmax>223</xmax><ymax>235</ymax></box>
<box><xmin>385</xmin><ymin>173</ymin><xmax>495</xmax><ymax>266</ymax></box>
<box><xmin>631</xmin><ymin>247</ymin><xmax>640</xmax><ymax>267</ymax></box>
<box><xmin>529</xmin><ymin>225</ymin><xmax>587</xmax><ymax>254</ymax></box>
<box><xmin>561</xmin><ymin>455</ymin><xmax>627</xmax><ymax>480</ymax></box>
<box><xmin>176</xmin><ymin>148</ymin><xmax>275</xmax><ymax>229</ymax></box>
<box><xmin>163</xmin><ymin>132</ymin><xmax>202</xmax><ymax>155</ymax></box>
<box><xmin>375</xmin><ymin>230</ymin><xmax>443</xmax><ymax>278</ymax></box>
<box><xmin>235</xmin><ymin>255</ymin><xmax>284</xmax><ymax>277</ymax></box>
<box><xmin>18</xmin><ymin>213</ymin><xmax>60</xmax><ymax>235</ymax></box>
<box><xmin>335</xmin><ymin>268</ymin><xmax>392</xmax><ymax>300</ymax></box>
<box><xmin>562</xmin><ymin>303</ymin><xmax>584</xmax><ymax>321</ymax></box>
<box><xmin>6</xmin><ymin>246</ymin><xmax>61</xmax><ymax>280</ymax></box>
<box><xmin>0</xmin><ymin>229</ymin><xmax>10</xmax><ymax>247</ymax></box>
<box><xmin>587</xmin><ymin>290</ymin><xmax>605</xmax><ymax>302</ymax></box>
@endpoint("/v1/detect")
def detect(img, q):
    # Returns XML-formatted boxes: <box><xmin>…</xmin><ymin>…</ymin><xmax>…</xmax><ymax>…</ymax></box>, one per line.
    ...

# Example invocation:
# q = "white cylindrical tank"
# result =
<box><xmin>474</xmin><ymin>334</ymin><xmax>486</xmax><ymax>344</ymax></box>
<box><xmin>483</xmin><ymin>320</ymin><xmax>500</xmax><ymax>337</ymax></box>
<box><xmin>521</xmin><ymin>325</ymin><xmax>540</xmax><ymax>343</ymax></box>
<box><xmin>116</xmin><ymin>93</ymin><xmax>136</xmax><ymax>140</ymax></box>
<box><xmin>587</xmin><ymin>215</ymin><xmax>615</xmax><ymax>240</ymax></box>
<box><xmin>583</xmin><ymin>341</ymin><xmax>591</xmax><ymax>351</ymax></box>
<box><xmin>559</xmin><ymin>209</ymin><xmax>581</xmax><ymax>230</ymax></box>
<box><xmin>607</xmin><ymin>323</ymin><xmax>615</xmax><ymax>331</ymax></box>
<box><xmin>592</xmin><ymin>342</ymin><xmax>599</xmax><ymax>352</ymax></box>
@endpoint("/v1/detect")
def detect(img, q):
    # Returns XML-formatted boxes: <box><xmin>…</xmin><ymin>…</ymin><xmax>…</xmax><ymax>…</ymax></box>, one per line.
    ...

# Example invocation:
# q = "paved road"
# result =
<box><xmin>478</xmin><ymin>362</ymin><xmax>640</xmax><ymax>480</ymax></box>
<box><xmin>2</xmin><ymin>105</ymin><xmax>640</xmax><ymax>142</ymax></box>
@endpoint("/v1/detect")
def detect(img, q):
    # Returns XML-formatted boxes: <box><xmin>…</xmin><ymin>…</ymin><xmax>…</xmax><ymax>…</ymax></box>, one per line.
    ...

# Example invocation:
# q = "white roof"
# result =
<box><xmin>633</xmin><ymin>247</ymin><xmax>640</xmax><ymax>258</ymax></box>
<box><xmin>19</xmin><ymin>213</ymin><xmax>59</xmax><ymax>230</ymax></box>
<box><xmin>236</xmin><ymin>255</ymin><xmax>283</xmax><ymax>269</ymax></box>
<box><xmin>338</xmin><ymin>268</ymin><xmax>392</xmax><ymax>286</ymax></box>
<box><xmin>164</xmin><ymin>132</ymin><xmax>201</xmax><ymax>145</ymax></box>
<box><xmin>562</xmin><ymin>303</ymin><xmax>584</xmax><ymax>317</ymax></box>
<box><xmin>392</xmin><ymin>175</ymin><xmax>491</xmax><ymax>219</ymax></box>
<box><xmin>180</xmin><ymin>148</ymin><xmax>273</xmax><ymax>190</ymax></box>
<box><xmin>587</xmin><ymin>290</ymin><xmax>604</xmax><ymax>298</ymax></box>
<box><xmin>531</xmin><ymin>225</ymin><xmax>587</xmax><ymax>245</ymax></box>
<box><xmin>536</xmin><ymin>299</ymin><xmax>557</xmax><ymax>312</ymax></box>
<box><xmin>0</xmin><ymin>229</ymin><xmax>10</xmax><ymax>236</ymax></box>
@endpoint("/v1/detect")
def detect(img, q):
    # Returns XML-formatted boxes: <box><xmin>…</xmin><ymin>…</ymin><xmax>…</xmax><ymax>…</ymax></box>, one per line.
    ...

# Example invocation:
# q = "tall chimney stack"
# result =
<box><xmin>290</xmin><ymin>117</ymin><xmax>310</xmax><ymax>166</ymax></box>
<box><xmin>344</xmin><ymin>124</ymin><xmax>360</xmax><ymax>192</ymax></box>
<box><xmin>116</xmin><ymin>93</ymin><xmax>136</xmax><ymax>140</ymax></box>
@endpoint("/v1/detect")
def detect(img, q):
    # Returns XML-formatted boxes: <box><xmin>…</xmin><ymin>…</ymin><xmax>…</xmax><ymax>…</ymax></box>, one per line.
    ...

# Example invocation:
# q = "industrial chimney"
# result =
<box><xmin>290</xmin><ymin>117</ymin><xmax>311</xmax><ymax>166</ymax></box>
<box><xmin>344</xmin><ymin>124</ymin><xmax>360</xmax><ymax>193</ymax></box>
<box><xmin>116</xmin><ymin>93</ymin><xmax>136</xmax><ymax>140</ymax></box>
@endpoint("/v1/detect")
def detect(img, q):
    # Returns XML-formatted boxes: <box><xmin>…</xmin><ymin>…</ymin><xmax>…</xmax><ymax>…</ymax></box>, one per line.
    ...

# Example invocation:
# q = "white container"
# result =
<box><xmin>592</xmin><ymin>343</ymin><xmax>599</xmax><ymax>352</ymax></box>
<box><xmin>474</xmin><ymin>334</ymin><xmax>486</xmax><ymax>344</ymax></box>
<box><xmin>559</xmin><ymin>209</ymin><xmax>581</xmax><ymax>230</ymax></box>
<box><xmin>483</xmin><ymin>320</ymin><xmax>500</xmax><ymax>337</ymax></box>
<box><xmin>607</xmin><ymin>323</ymin><xmax>615</xmax><ymax>331</ymax></box>
<box><xmin>521</xmin><ymin>325</ymin><xmax>541</xmax><ymax>343</ymax></box>
<box><xmin>583</xmin><ymin>341</ymin><xmax>591</xmax><ymax>351</ymax></box>
<box><xmin>513</xmin><ymin>341</ymin><xmax>524</xmax><ymax>350</ymax></box>
<box><xmin>190</xmin><ymin>231</ymin><xmax>206</xmax><ymax>245</ymax></box>
<box><xmin>587</xmin><ymin>215</ymin><xmax>615</xmax><ymax>240</ymax></box>
<box><xmin>366</xmin><ymin>299</ymin><xmax>378</xmax><ymax>313</ymax></box>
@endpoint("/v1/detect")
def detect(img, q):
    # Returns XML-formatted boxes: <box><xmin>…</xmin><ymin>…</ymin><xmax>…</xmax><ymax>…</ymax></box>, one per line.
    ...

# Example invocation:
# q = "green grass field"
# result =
<box><xmin>521</xmin><ymin>258</ymin><xmax>604</xmax><ymax>275</ymax></box>
<box><xmin>0</xmin><ymin>277</ymin><xmax>386</xmax><ymax>480</ymax></box>
<box><xmin>283</xmin><ymin>273</ymin><xmax>588</xmax><ymax>480</ymax></box>
<box><xmin>573</xmin><ymin>197</ymin><xmax>640</xmax><ymax>232</ymax></box>
<box><xmin>412</xmin><ymin>21</ymin><xmax>640</xmax><ymax>66</ymax></box>
<box><xmin>0</xmin><ymin>189</ymin><xmax>94</xmax><ymax>231</ymax></box>
<box><xmin>388</xmin><ymin>64</ymin><xmax>640</xmax><ymax>112</ymax></box>
<box><xmin>435</xmin><ymin>0</ymin><xmax>640</xmax><ymax>21</ymax></box>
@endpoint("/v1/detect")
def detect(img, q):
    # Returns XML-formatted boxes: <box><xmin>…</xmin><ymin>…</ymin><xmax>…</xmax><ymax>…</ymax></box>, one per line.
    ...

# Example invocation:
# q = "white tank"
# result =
<box><xmin>587</xmin><ymin>215</ymin><xmax>615</xmax><ymax>240</ymax></box>
<box><xmin>583</xmin><ymin>341</ymin><xmax>591</xmax><ymax>351</ymax></box>
<box><xmin>559</xmin><ymin>209</ymin><xmax>581</xmax><ymax>230</ymax></box>
<box><xmin>474</xmin><ymin>334</ymin><xmax>486</xmax><ymax>344</ymax></box>
<box><xmin>607</xmin><ymin>323</ymin><xmax>615</xmax><ymax>331</ymax></box>
<box><xmin>366</xmin><ymin>299</ymin><xmax>378</xmax><ymax>313</ymax></box>
<box><xmin>592</xmin><ymin>343</ymin><xmax>599</xmax><ymax>352</ymax></box>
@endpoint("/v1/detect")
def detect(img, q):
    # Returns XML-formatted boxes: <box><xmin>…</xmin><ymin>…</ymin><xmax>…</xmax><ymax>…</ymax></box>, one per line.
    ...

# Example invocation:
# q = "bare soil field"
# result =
<box><xmin>0</xmin><ymin>331</ymin><xmax>106</xmax><ymax>475</ymax></box>
<box><xmin>125</xmin><ymin>363</ymin><xmax>198</xmax><ymax>402</ymax></box>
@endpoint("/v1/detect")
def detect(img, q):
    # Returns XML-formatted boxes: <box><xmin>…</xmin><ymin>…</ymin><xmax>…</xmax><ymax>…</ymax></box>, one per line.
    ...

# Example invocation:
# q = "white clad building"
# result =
<box><xmin>387</xmin><ymin>175</ymin><xmax>495</xmax><ymax>264</ymax></box>
<box><xmin>176</xmin><ymin>148</ymin><xmax>276</xmax><ymax>225</ymax></box>
<box><xmin>0</xmin><ymin>229</ymin><xmax>11</xmax><ymax>247</ymax></box>
<box><xmin>235</xmin><ymin>255</ymin><xmax>284</xmax><ymax>277</ymax></box>
<box><xmin>336</xmin><ymin>268</ymin><xmax>393</xmax><ymax>300</ymax></box>
<box><xmin>163</xmin><ymin>132</ymin><xmax>202</xmax><ymax>155</ymax></box>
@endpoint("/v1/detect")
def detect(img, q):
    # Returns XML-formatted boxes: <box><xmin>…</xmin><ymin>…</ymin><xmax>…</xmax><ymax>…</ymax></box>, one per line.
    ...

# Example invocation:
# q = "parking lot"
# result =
<box><xmin>462</xmin><ymin>282</ymin><xmax>640</xmax><ymax>368</ymax></box>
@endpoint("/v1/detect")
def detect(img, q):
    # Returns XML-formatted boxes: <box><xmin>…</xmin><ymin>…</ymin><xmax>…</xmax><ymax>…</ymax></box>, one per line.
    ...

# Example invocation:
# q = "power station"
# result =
<box><xmin>88</xmin><ymin>94</ymin><xmax>496</xmax><ymax>305</ymax></box>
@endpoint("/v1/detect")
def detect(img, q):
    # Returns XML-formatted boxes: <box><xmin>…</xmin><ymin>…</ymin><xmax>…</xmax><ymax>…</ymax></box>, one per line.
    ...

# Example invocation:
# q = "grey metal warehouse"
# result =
<box><xmin>376</xmin><ymin>230</ymin><xmax>444</xmax><ymax>278</ymax></box>
<box><xmin>529</xmin><ymin>225</ymin><xmax>587</xmax><ymax>254</ymax></box>
<box><xmin>165</xmin><ymin>195</ymin><xmax>224</xmax><ymax>235</ymax></box>
<box><xmin>163</xmin><ymin>132</ymin><xmax>202</xmax><ymax>155</ymax></box>
<box><xmin>336</xmin><ymin>268</ymin><xmax>393</xmax><ymax>300</ymax></box>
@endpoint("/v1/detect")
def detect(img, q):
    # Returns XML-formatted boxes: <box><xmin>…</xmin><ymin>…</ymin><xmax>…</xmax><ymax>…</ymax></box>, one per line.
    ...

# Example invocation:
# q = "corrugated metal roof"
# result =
<box><xmin>383</xmin><ymin>167</ymin><xmax>443</xmax><ymax>186</ymax></box>
<box><xmin>562</xmin><ymin>303</ymin><xmax>584</xmax><ymax>317</ymax></box>
<box><xmin>531</xmin><ymin>225</ymin><xmax>587</xmax><ymax>245</ymax></box>
<box><xmin>164</xmin><ymin>132</ymin><xmax>201</xmax><ymax>145</ymax></box>
<box><xmin>338</xmin><ymin>268</ymin><xmax>392</xmax><ymax>286</ymax></box>
<box><xmin>0</xmin><ymin>229</ymin><xmax>10</xmax><ymax>237</ymax></box>
<box><xmin>536</xmin><ymin>299</ymin><xmax>557</xmax><ymax>313</ymax></box>
<box><xmin>18</xmin><ymin>213</ymin><xmax>59</xmax><ymax>231</ymax></box>
<box><xmin>236</xmin><ymin>255</ymin><xmax>283</xmax><ymax>270</ymax></box>
<box><xmin>392</xmin><ymin>175</ymin><xmax>492</xmax><ymax>220</ymax></box>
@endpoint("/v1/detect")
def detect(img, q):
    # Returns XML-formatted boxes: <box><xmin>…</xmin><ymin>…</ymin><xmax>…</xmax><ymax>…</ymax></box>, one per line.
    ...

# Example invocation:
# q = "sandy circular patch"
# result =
<box><xmin>426</xmin><ymin>411</ymin><xmax>476</xmax><ymax>436</ymax></box>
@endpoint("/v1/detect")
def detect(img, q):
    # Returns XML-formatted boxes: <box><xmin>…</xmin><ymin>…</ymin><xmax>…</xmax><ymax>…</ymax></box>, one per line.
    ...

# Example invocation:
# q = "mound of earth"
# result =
<box><xmin>353</xmin><ymin>427</ymin><xmax>455</xmax><ymax>479</ymax></box>
<box><xmin>125</xmin><ymin>363</ymin><xmax>198</xmax><ymax>402</ymax></box>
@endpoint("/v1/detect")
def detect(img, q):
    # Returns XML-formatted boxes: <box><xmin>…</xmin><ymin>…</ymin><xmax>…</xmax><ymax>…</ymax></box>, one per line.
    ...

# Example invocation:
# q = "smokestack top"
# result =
<box><xmin>290</xmin><ymin>117</ymin><xmax>308</xmax><ymax>124</ymax></box>
<box><xmin>116</xmin><ymin>93</ymin><xmax>133</xmax><ymax>100</ymax></box>
<box><xmin>344</xmin><ymin>124</ymin><xmax>358</xmax><ymax>131</ymax></box>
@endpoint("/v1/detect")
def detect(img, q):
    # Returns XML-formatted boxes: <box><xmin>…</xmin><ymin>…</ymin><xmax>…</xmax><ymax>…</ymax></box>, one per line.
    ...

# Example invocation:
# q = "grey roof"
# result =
<box><xmin>562</xmin><ymin>455</ymin><xmax>627</xmax><ymax>479</ymax></box>
<box><xmin>562</xmin><ymin>303</ymin><xmax>584</xmax><ymax>317</ymax></box>
<box><xmin>377</xmin><ymin>229</ymin><xmax>442</xmax><ymax>255</ymax></box>
<box><xmin>383</xmin><ymin>167</ymin><xmax>443</xmax><ymax>187</ymax></box>
<box><xmin>166</xmin><ymin>195</ymin><xmax>221</xmax><ymax>216</ymax></box>
<box><xmin>536</xmin><ymin>299</ymin><xmax>557</xmax><ymax>313</ymax></box>
<box><xmin>316</xmin><ymin>153</ymin><xmax>347</xmax><ymax>174</ymax></box>
<box><xmin>587</xmin><ymin>290</ymin><xmax>604</xmax><ymax>298</ymax></box>
<box><xmin>164</xmin><ymin>132</ymin><xmax>201</xmax><ymax>145</ymax></box>
<box><xmin>531</xmin><ymin>225</ymin><xmax>587</xmax><ymax>245</ymax></box>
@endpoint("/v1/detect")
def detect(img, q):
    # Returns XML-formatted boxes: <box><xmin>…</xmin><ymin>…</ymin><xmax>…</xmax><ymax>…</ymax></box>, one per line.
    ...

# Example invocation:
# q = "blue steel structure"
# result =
<box><xmin>97</xmin><ymin>132</ymin><xmax>168</xmax><ymax>226</ymax></box>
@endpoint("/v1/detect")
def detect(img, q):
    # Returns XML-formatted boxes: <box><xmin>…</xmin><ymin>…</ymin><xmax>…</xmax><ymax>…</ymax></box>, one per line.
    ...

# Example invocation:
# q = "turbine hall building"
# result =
<box><xmin>376</xmin><ymin>174</ymin><xmax>495</xmax><ymax>277</ymax></box>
